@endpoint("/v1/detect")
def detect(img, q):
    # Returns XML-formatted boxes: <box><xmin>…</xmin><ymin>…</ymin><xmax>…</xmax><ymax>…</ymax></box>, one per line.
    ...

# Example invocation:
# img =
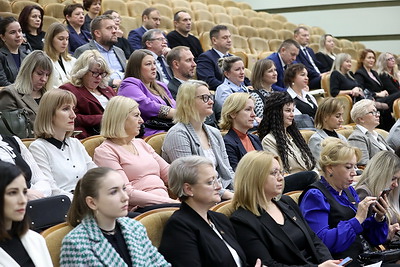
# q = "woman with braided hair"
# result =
<box><xmin>258</xmin><ymin>91</ymin><xmax>318</xmax><ymax>192</ymax></box>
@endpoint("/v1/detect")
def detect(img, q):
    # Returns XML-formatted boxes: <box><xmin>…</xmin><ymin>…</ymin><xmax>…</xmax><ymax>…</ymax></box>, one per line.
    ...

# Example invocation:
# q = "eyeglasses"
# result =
<box><xmin>392</xmin><ymin>176</ymin><xmax>400</xmax><ymax>183</ymax></box>
<box><xmin>367</xmin><ymin>110</ymin><xmax>380</xmax><ymax>116</ymax></box>
<box><xmin>89</xmin><ymin>70</ymin><xmax>108</xmax><ymax>78</ymax></box>
<box><xmin>196</xmin><ymin>177</ymin><xmax>220</xmax><ymax>189</ymax></box>
<box><xmin>387</xmin><ymin>57</ymin><xmax>395</xmax><ymax>61</ymax></box>
<box><xmin>151</xmin><ymin>37</ymin><xmax>167</xmax><ymax>42</ymax></box>
<box><xmin>195</xmin><ymin>94</ymin><xmax>214</xmax><ymax>103</ymax></box>
<box><xmin>270</xmin><ymin>169</ymin><xmax>284</xmax><ymax>178</ymax></box>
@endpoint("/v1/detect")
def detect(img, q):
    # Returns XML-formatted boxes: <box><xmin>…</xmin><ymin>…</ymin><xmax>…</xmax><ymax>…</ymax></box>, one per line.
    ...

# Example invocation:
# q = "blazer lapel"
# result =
<box><xmin>227</xmin><ymin>129</ymin><xmax>247</xmax><ymax>156</ymax></box>
<box><xmin>20</xmin><ymin>94</ymin><xmax>38</xmax><ymax>115</ymax></box>
<box><xmin>79</xmin><ymin>86</ymin><xmax>106</xmax><ymax>110</ymax></box>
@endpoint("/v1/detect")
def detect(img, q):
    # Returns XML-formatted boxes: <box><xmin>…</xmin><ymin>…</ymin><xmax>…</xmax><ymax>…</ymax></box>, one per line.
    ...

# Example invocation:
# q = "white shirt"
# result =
<box><xmin>286</xmin><ymin>87</ymin><xmax>318</xmax><ymax>115</ymax></box>
<box><xmin>357</xmin><ymin>124</ymin><xmax>388</xmax><ymax>150</ymax></box>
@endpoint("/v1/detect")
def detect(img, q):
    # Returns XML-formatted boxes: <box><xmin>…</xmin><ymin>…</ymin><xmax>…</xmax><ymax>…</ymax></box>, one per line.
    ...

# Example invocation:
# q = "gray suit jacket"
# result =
<box><xmin>162</xmin><ymin>122</ymin><xmax>234</xmax><ymax>190</ymax></box>
<box><xmin>0</xmin><ymin>46</ymin><xmax>29</xmax><ymax>87</ymax></box>
<box><xmin>73</xmin><ymin>40</ymin><xmax>126</xmax><ymax>71</ymax></box>
<box><xmin>348</xmin><ymin>125</ymin><xmax>393</xmax><ymax>166</ymax></box>
<box><xmin>387</xmin><ymin>119</ymin><xmax>400</xmax><ymax>150</ymax></box>
<box><xmin>308</xmin><ymin>129</ymin><xmax>347</xmax><ymax>162</ymax></box>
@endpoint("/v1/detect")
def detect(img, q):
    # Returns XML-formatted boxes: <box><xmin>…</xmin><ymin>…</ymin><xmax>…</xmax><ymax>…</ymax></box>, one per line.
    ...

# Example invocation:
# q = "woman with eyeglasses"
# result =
<box><xmin>60</xmin><ymin>50</ymin><xmax>116</xmax><ymax>139</ymax></box>
<box><xmin>162</xmin><ymin>80</ymin><xmax>234</xmax><ymax>200</ymax></box>
<box><xmin>347</xmin><ymin>99</ymin><xmax>393</xmax><ymax>167</ymax></box>
<box><xmin>355</xmin><ymin>151</ymin><xmax>400</xmax><ymax>243</ymax></box>
<box><xmin>299</xmin><ymin>138</ymin><xmax>388</xmax><ymax>265</ymax></box>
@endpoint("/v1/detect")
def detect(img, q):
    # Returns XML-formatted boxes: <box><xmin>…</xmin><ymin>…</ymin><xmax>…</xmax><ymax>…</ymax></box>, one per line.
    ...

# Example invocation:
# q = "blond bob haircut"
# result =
<box><xmin>44</xmin><ymin>22</ymin><xmax>71</xmax><ymax>62</ymax></box>
<box><xmin>14</xmin><ymin>50</ymin><xmax>53</xmax><ymax>95</ymax></box>
<box><xmin>319</xmin><ymin>138</ymin><xmax>361</xmax><ymax>173</ymax></box>
<box><xmin>232</xmin><ymin>151</ymin><xmax>283</xmax><ymax>216</ymax></box>
<box><xmin>219</xmin><ymin>93</ymin><xmax>255</xmax><ymax>130</ymax></box>
<box><xmin>350</xmin><ymin>99</ymin><xmax>374</xmax><ymax>124</ymax></box>
<box><xmin>331</xmin><ymin>53</ymin><xmax>352</xmax><ymax>76</ymax></box>
<box><xmin>168</xmin><ymin>155</ymin><xmax>214</xmax><ymax>201</ymax></box>
<box><xmin>314</xmin><ymin>97</ymin><xmax>344</xmax><ymax>129</ymax></box>
<box><xmin>100</xmin><ymin>96</ymin><xmax>139</xmax><ymax>139</ymax></box>
<box><xmin>34</xmin><ymin>89</ymin><xmax>77</xmax><ymax>139</ymax></box>
<box><xmin>174</xmin><ymin>80</ymin><xmax>209</xmax><ymax>124</ymax></box>
<box><xmin>70</xmin><ymin>50</ymin><xmax>111</xmax><ymax>88</ymax></box>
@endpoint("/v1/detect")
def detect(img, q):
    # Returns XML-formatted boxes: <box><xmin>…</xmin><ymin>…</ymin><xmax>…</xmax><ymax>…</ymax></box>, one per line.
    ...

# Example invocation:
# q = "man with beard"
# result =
<box><xmin>166</xmin><ymin>46</ymin><xmax>196</xmax><ymax>99</ymax></box>
<box><xmin>74</xmin><ymin>14</ymin><xmax>126</xmax><ymax>88</ymax></box>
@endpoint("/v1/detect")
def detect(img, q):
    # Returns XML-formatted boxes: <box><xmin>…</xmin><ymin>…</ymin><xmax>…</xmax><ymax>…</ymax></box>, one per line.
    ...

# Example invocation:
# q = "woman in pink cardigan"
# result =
<box><xmin>93</xmin><ymin>96</ymin><xmax>179</xmax><ymax>212</ymax></box>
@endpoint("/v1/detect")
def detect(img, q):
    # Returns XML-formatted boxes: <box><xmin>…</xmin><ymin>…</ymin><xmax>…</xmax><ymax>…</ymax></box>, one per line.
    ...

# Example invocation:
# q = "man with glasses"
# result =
<box><xmin>128</xmin><ymin>7</ymin><xmax>161</xmax><ymax>51</ymax></box>
<box><xmin>142</xmin><ymin>29</ymin><xmax>173</xmax><ymax>85</ymax></box>
<box><xmin>74</xmin><ymin>14</ymin><xmax>126</xmax><ymax>89</ymax></box>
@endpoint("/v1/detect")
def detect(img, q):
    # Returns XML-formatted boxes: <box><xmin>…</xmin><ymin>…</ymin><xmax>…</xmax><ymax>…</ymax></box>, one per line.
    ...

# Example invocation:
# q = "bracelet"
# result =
<box><xmin>374</xmin><ymin>213</ymin><xmax>385</xmax><ymax>222</ymax></box>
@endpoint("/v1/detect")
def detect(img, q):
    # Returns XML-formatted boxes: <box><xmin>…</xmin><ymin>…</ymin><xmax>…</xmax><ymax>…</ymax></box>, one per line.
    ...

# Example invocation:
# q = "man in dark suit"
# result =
<box><xmin>127</xmin><ymin>7</ymin><xmax>160</xmax><ymax>51</ymax></box>
<box><xmin>267</xmin><ymin>39</ymin><xmax>300</xmax><ymax>92</ymax></box>
<box><xmin>166</xmin><ymin>46</ymin><xmax>196</xmax><ymax>99</ymax></box>
<box><xmin>196</xmin><ymin>24</ymin><xmax>250</xmax><ymax>91</ymax></box>
<box><xmin>74</xmin><ymin>14</ymin><xmax>126</xmax><ymax>89</ymax></box>
<box><xmin>294</xmin><ymin>26</ymin><xmax>324</xmax><ymax>89</ymax></box>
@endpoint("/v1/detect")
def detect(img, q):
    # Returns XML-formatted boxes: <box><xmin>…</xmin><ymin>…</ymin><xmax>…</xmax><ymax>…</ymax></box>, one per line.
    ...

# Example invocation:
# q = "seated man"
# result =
<box><xmin>267</xmin><ymin>39</ymin><xmax>300</xmax><ymax>92</ymax></box>
<box><xmin>74</xmin><ymin>14</ymin><xmax>126</xmax><ymax>89</ymax></box>
<box><xmin>167</xmin><ymin>11</ymin><xmax>203</xmax><ymax>62</ymax></box>
<box><xmin>128</xmin><ymin>7</ymin><xmax>161</xmax><ymax>51</ymax></box>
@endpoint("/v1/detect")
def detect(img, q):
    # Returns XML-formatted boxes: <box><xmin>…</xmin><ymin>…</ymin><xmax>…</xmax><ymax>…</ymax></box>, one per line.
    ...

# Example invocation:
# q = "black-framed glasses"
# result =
<box><xmin>387</xmin><ymin>57</ymin><xmax>395</xmax><ymax>61</ymax></box>
<box><xmin>89</xmin><ymin>70</ymin><xmax>108</xmax><ymax>78</ymax></box>
<box><xmin>270</xmin><ymin>169</ymin><xmax>284</xmax><ymax>178</ymax></box>
<box><xmin>367</xmin><ymin>110</ymin><xmax>380</xmax><ymax>116</ymax></box>
<box><xmin>195</xmin><ymin>94</ymin><xmax>214</xmax><ymax>103</ymax></box>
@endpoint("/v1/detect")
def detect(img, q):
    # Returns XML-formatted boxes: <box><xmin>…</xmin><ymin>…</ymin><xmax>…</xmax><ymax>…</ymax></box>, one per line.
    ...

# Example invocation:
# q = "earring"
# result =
<box><xmin>329</xmin><ymin>173</ymin><xmax>333</xmax><ymax>177</ymax></box>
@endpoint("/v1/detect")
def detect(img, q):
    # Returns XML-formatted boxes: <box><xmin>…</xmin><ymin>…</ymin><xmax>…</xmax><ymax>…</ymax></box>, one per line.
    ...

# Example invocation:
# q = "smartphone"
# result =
<box><xmin>380</xmin><ymin>188</ymin><xmax>391</xmax><ymax>198</ymax></box>
<box><xmin>338</xmin><ymin>257</ymin><xmax>353</xmax><ymax>266</ymax></box>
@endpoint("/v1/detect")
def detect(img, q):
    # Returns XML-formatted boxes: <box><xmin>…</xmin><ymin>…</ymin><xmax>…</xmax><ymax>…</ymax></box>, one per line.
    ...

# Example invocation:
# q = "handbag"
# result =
<box><xmin>144</xmin><ymin>117</ymin><xmax>175</xmax><ymax>131</ymax></box>
<box><xmin>358</xmin><ymin>249</ymin><xmax>400</xmax><ymax>264</ymax></box>
<box><xmin>0</xmin><ymin>109</ymin><xmax>33</xmax><ymax>138</ymax></box>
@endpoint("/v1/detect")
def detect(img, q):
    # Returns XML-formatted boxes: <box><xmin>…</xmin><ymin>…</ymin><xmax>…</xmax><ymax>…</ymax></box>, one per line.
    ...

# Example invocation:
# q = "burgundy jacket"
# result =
<box><xmin>60</xmin><ymin>83</ymin><xmax>116</xmax><ymax>139</ymax></box>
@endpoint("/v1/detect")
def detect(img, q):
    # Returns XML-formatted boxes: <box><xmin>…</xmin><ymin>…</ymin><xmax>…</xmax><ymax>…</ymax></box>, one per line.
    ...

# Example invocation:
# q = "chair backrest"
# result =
<box><xmin>283</xmin><ymin>21</ymin><xmax>297</xmax><ymax>31</ymax></box>
<box><xmin>191</xmin><ymin>2</ymin><xmax>208</xmax><ymax>11</ymax></box>
<box><xmin>231</xmin><ymin>34</ymin><xmax>250</xmax><ymax>53</ymax></box>
<box><xmin>44</xmin><ymin>3</ymin><xmax>66</xmax><ymax>20</ymax></box>
<box><xmin>212</xmin><ymin>200</ymin><xmax>235</xmax><ymax>217</ymax></box>
<box><xmin>81</xmin><ymin>135</ymin><xmax>106</xmax><ymax>158</ymax></box>
<box><xmin>238</xmin><ymin>25</ymin><xmax>258</xmax><ymax>39</ymax></box>
<box><xmin>232</xmin><ymin>15</ymin><xmax>250</xmax><ymax>27</ymax></box>
<box><xmin>26</xmin><ymin>195</ymin><xmax>71</xmax><ymax>232</ymax></box>
<box><xmin>248</xmin><ymin>37</ymin><xmax>269</xmax><ymax>55</ymax></box>
<box><xmin>265</xmin><ymin>19</ymin><xmax>283</xmax><ymax>30</ymax></box>
<box><xmin>237</xmin><ymin>2</ymin><xmax>252</xmax><ymax>10</ymax></box>
<box><xmin>268</xmin><ymin>39</ymin><xmax>283</xmax><ymax>52</ymax></box>
<box><xmin>43</xmin><ymin>222</ymin><xmax>73</xmax><ymax>267</ymax></box>
<box><xmin>120</xmin><ymin>16</ymin><xmax>139</xmax><ymax>37</ymax></box>
<box><xmin>336</xmin><ymin>95</ymin><xmax>353</xmax><ymax>125</ymax></box>
<box><xmin>42</xmin><ymin>15</ymin><xmax>61</xmax><ymax>32</ymax></box>
<box><xmin>126</xmin><ymin>1</ymin><xmax>149</xmax><ymax>17</ymax></box>
<box><xmin>276</xmin><ymin>29</ymin><xmax>293</xmax><ymax>40</ymax></box>
<box><xmin>284</xmin><ymin>190</ymin><xmax>303</xmax><ymax>204</ymax></box>
<box><xmin>135</xmin><ymin>207</ymin><xmax>178</xmax><ymax>248</ymax></box>
<box><xmin>242</xmin><ymin>9</ymin><xmax>257</xmax><ymax>18</ymax></box>
<box><xmin>194</xmin><ymin>9</ymin><xmax>213</xmax><ymax>22</ymax></box>
<box><xmin>272</xmin><ymin>13</ymin><xmax>287</xmax><ymax>23</ymax></box>
<box><xmin>102</xmin><ymin>0</ymin><xmax>128</xmax><ymax>16</ymax></box>
<box><xmin>226</xmin><ymin>6</ymin><xmax>242</xmax><ymax>16</ymax></box>
<box><xmin>0</xmin><ymin>0</ymin><xmax>12</xmax><ymax>12</ymax></box>
<box><xmin>321</xmin><ymin>73</ymin><xmax>331</xmax><ymax>97</ymax></box>
<box><xmin>144</xmin><ymin>132</ymin><xmax>167</xmax><ymax>155</ymax></box>
<box><xmin>300</xmin><ymin>129</ymin><xmax>316</xmax><ymax>144</ymax></box>
<box><xmin>336</xmin><ymin>128</ymin><xmax>354</xmax><ymax>139</ymax></box>
<box><xmin>311</xmin><ymin>26</ymin><xmax>326</xmax><ymax>35</ymax></box>
<box><xmin>220</xmin><ymin>22</ymin><xmax>238</xmax><ymax>35</ymax></box>
<box><xmin>257</xmin><ymin>27</ymin><xmax>278</xmax><ymax>40</ymax></box>
<box><xmin>159</xmin><ymin>15</ymin><xmax>174</xmax><ymax>32</ymax></box>
<box><xmin>376</xmin><ymin>128</ymin><xmax>389</xmax><ymax>139</ymax></box>
<box><xmin>393</xmin><ymin>99</ymin><xmax>400</xmax><ymax>120</ymax></box>
<box><xmin>257</xmin><ymin>11</ymin><xmax>273</xmax><ymax>20</ymax></box>
<box><xmin>172</xmin><ymin>0</ymin><xmax>191</xmax><ymax>8</ymax></box>
<box><xmin>12</xmin><ymin>0</ymin><xmax>40</xmax><ymax>14</ymax></box>
<box><xmin>208</xmin><ymin>4</ymin><xmax>226</xmax><ymax>14</ymax></box>
<box><xmin>213</xmin><ymin>12</ymin><xmax>232</xmax><ymax>24</ymax></box>
<box><xmin>22</xmin><ymin>138</ymin><xmax>36</xmax><ymax>148</ymax></box>
<box><xmin>250</xmin><ymin>17</ymin><xmax>269</xmax><ymax>28</ymax></box>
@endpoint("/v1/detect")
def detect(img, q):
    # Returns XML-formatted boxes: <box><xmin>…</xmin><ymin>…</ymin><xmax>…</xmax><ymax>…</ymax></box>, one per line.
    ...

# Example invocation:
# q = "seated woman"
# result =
<box><xmin>309</xmin><ymin>97</ymin><xmax>347</xmax><ymax>162</ymax></box>
<box><xmin>44</xmin><ymin>22</ymin><xmax>76</xmax><ymax>89</ymax></box>
<box><xmin>355</xmin><ymin>151</ymin><xmax>400</xmax><ymax>242</ymax></box>
<box><xmin>18</xmin><ymin>5</ymin><xmax>45</xmax><ymax>51</ymax></box>
<box><xmin>376</xmin><ymin>52</ymin><xmax>400</xmax><ymax>95</ymax></box>
<box><xmin>315</xmin><ymin>34</ymin><xmax>336</xmax><ymax>73</ymax></box>
<box><xmin>285</xmin><ymin>63</ymin><xmax>318</xmax><ymax>118</ymax></box>
<box><xmin>299</xmin><ymin>138</ymin><xmax>388</xmax><ymax>262</ymax></box>
<box><xmin>0</xmin><ymin>134</ymin><xmax>51</xmax><ymax>200</ymax></box>
<box><xmin>60</xmin><ymin>50</ymin><xmax>116</xmax><ymax>139</ymax></box>
<box><xmin>348</xmin><ymin>99</ymin><xmax>393</xmax><ymax>167</ymax></box>
<box><xmin>250</xmin><ymin>58</ymin><xmax>277</xmax><ymax>118</ymax></box>
<box><xmin>162</xmin><ymin>80</ymin><xmax>234</xmax><ymax>200</ymax></box>
<box><xmin>159</xmin><ymin>155</ymin><xmax>247</xmax><ymax>266</ymax></box>
<box><xmin>60</xmin><ymin>167</ymin><xmax>170</xmax><ymax>266</ymax></box>
<box><xmin>29</xmin><ymin>89</ymin><xmax>96</xmax><ymax>199</ymax></box>
<box><xmin>118</xmin><ymin>49</ymin><xmax>176</xmax><ymax>137</ymax></box>
<box><xmin>0</xmin><ymin>161</ymin><xmax>52</xmax><ymax>266</ymax></box>
<box><xmin>102</xmin><ymin>10</ymin><xmax>132</xmax><ymax>60</ymax></box>
<box><xmin>219</xmin><ymin>93</ymin><xmax>262</xmax><ymax>171</ymax></box>
<box><xmin>63</xmin><ymin>3</ymin><xmax>91</xmax><ymax>54</ymax></box>
<box><xmin>215</xmin><ymin>56</ymin><xmax>249</xmax><ymax>120</ymax></box>
<box><xmin>230</xmin><ymin>151</ymin><xmax>338</xmax><ymax>266</ymax></box>
<box><xmin>82</xmin><ymin>0</ymin><xmax>101</xmax><ymax>32</ymax></box>
<box><xmin>94</xmin><ymin>96</ymin><xmax>178</xmax><ymax>212</ymax></box>
<box><xmin>0</xmin><ymin>17</ymin><xmax>30</xmax><ymax>87</ymax></box>
<box><xmin>330</xmin><ymin>53</ymin><xmax>364</xmax><ymax>101</ymax></box>
<box><xmin>0</xmin><ymin>50</ymin><xmax>53</xmax><ymax>125</ymax></box>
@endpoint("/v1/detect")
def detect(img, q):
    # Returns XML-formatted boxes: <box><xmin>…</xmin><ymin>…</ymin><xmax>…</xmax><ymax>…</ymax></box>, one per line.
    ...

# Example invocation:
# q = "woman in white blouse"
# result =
<box><xmin>44</xmin><ymin>22</ymin><xmax>76</xmax><ymax>89</ymax></box>
<box><xmin>29</xmin><ymin>89</ymin><xmax>96</xmax><ymax>199</ymax></box>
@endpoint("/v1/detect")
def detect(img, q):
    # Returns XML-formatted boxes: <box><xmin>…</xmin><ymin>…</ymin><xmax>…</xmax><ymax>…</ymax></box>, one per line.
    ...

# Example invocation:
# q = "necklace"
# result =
<box><xmin>100</xmin><ymin>227</ymin><xmax>116</xmax><ymax>235</ymax></box>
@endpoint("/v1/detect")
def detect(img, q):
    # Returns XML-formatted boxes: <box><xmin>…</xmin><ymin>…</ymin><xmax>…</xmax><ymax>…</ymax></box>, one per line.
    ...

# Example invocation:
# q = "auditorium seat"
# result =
<box><xmin>0</xmin><ymin>12</ymin><xmax>17</xmax><ymax>19</ymax></box>
<box><xmin>393</xmin><ymin>99</ymin><xmax>400</xmax><ymax>120</ymax></box>
<box><xmin>199</xmin><ymin>31</ymin><xmax>212</xmax><ymax>51</ymax></box>
<box><xmin>12</xmin><ymin>1</ymin><xmax>40</xmax><ymax>14</ymax></box>
<box><xmin>237</xmin><ymin>2</ymin><xmax>252</xmax><ymax>10</ymax></box>
<box><xmin>342</xmin><ymin>47</ymin><xmax>358</xmax><ymax>60</ymax></box>
<box><xmin>268</xmin><ymin>39</ymin><xmax>283</xmax><ymax>52</ymax></box>
<box><xmin>353</xmin><ymin>42</ymin><xmax>366</xmax><ymax>50</ymax></box>
<box><xmin>120</xmin><ymin>16</ymin><xmax>139</xmax><ymax>37</ymax></box>
<box><xmin>191</xmin><ymin>1</ymin><xmax>208</xmax><ymax>11</ymax></box>
<box><xmin>257</xmin><ymin>11</ymin><xmax>273</xmax><ymax>20</ymax></box>
<box><xmin>194</xmin><ymin>9</ymin><xmax>213</xmax><ymax>21</ymax></box>
<box><xmin>340</xmin><ymin>39</ymin><xmax>354</xmax><ymax>49</ymax></box>
<box><xmin>257</xmin><ymin>27</ymin><xmax>278</xmax><ymax>40</ymax></box>
<box><xmin>159</xmin><ymin>15</ymin><xmax>174</xmax><ymax>33</ymax></box>
<box><xmin>272</xmin><ymin>14</ymin><xmax>287</xmax><ymax>23</ymax></box>
<box><xmin>196</xmin><ymin>20</ymin><xmax>214</xmax><ymax>35</ymax></box>
<box><xmin>276</xmin><ymin>29</ymin><xmax>293</xmax><ymax>40</ymax></box>
<box><xmin>258</xmin><ymin>51</ymin><xmax>274</xmax><ymax>60</ymax></box>
<box><xmin>311</xmin><ymin>26</ymin><xmax>326</xmax><ymax>35</ymax></box>
<box><xmin>172</xmin><ymin>0</ymin><xmax>191</xmax><ymax>9</ymax></box>
<box><xmin>221</xmin><ymin>0</ymin><xmax>237</xmax><ymax>7</ymax></box>
<box><xmin>38</xmin><ymin>0</ymin><xmax>59</xmax><ymax>6</ymax></box>
<box><xmin>145</xmin><ymin>132</ymin><xmax>167</xmax><ymax>156</ymax></box>
<box><xmin>126</xmin><ymin>1</ymin><xmax>149</xmax><ymax>17</ymax></box>
<box><xmin>265</xmin><ymin>19</ymin><xmax>283</xmax><ymax>30</ymax></box>
<box><xmin>232</xmin><ymin>15</ymin><xmax>250</xmax><ymax>27</ymax></box>
<box><xmin>242</xmin><ymin>9</ymin><xmax>257</xmax><ymax>18</ymax></box>
<box><xmin>81</xmin><ymin>135</ymin><xmax>106</xmax><ymax>158</ymax></box>
<box><xmin>309</xmin><ymin>34</ymin><xmax>321</xmax><ymax>44</ymax></box>
<box><xmin>152</xmin><ymin>0</ymin><xmax>171</xmax><ymax>6</ymax></box>
<box><xmin>102</xmin><ymin>0</ymin><xmax>128</xmax><ymax>16</ymax></box>
<box><xmin>44</xmin><ymin>3</ymin><xmax>66</xmax><ymax>21</ymax></box>
<box><xmin>0</xmin><ymin>0</ymin><xmax>12</xmax><ymax>12</ymax></box>
<box><xmin>152</xmin><ymin>3</ymin><xmax>173</xmax><ymax>18</ymax></box>
<box><xmin>220</xmin><ymin>22</ymin><xmax>238</xmax><ymax>35</ymax></box>
<box><xmin>206</xmin><ymin>0</ymin><xmax>221</xmax><ymax>5</ymax></box>
<box><xmin>226</xmin><ymin>6</ymin><xmax>243</xmax><ymax>16</ymax></box>
<box><xmin>208</xmin><ymin>4</ymin><xmax>226</xmax><ymax>14</ymax></box>
<box><xmin>320</xmin><ymin>73</ymin><xmax>331</xmax><ymax>96</ymax></box>
<box><xmin>214</xmin><ymin>12</ymin><xmax>232</xmax><ymax>24</ymax></box>
<box><xmin>250</xmin><ymin>17</ymin><xmax>269</xmax><ymax>28</ymax></box>
<box><xmin>283</xmin><ymin>21</ymin><xmax>297</xmax><ymax>31</ymax></box>
<box><xmin>238</xmin><ymin>25</ymin><xmax>258</xmax><ymax>38</ymax></box>
<box><xmin>248</xmin><ymin>37</ymin><xmax>269</xmax><ymax>57</ymax></box>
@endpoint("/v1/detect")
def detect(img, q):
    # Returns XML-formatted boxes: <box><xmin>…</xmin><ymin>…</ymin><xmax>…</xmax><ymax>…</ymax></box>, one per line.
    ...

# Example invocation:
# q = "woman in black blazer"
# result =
<box><xmin>376</xmin><ymin>52</ymin><xmax>400</xmax><ymax>95</ymax></box>
<box><xmin>159</xmin><ymin>156</ymin><xmax>248</xmax><ymax>267</ymax></box>
<box><xmin>316</xmin><ymin>34</ymin><xmax>336</xmax><ymax>73</ymax></box>
<box><xmin>220</xmin><ymin>93</ymin><xmax>262</xmax><ymax>170</ymax></box>
<box><xmin>230</xmin><ymin>151</ymin><xmax>339</xmax><ymax>267</ymax></box>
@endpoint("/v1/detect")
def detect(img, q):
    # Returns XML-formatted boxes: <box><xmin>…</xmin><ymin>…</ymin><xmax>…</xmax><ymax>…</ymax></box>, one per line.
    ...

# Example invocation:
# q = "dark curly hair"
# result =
<box><xmin>258</xmin><ymin>92</ymin><xmax>315</xmax><ymax>172</ymax></box>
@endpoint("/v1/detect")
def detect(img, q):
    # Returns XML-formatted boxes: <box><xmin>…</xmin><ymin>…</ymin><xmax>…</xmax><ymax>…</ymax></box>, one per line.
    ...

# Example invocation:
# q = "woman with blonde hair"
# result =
<box><xmin>118</xmin><ymin>49</ymin><xmax>176</xmax><ymax>137</ymax></box>
<box><xmin>29</xmin><ymin>89</ymin><xmax>96</xmax><ymax>199</ymax></box>
<box><xmin>0</xmin><ymin>50</ymin><xmax>53</xmax><ymax>124</ymax></box>
<box><xmin>300</xmin><ymin>138</ymin><xmax>388</xmax><ymax>263</ymax></box>
<box><xmin>220</xmin><ymin>93</ymin><xmax>262</xmax><ymax>170</ymax></box>
<box><xmin>376</xmin><ymin>52</ymin><xmax>400</xmax><ymax>95</ymax></box>
<box><xmin>356</xmin><ymin>151</ymin><xmax>400</xmax><ymax>241</ymax></box>
<box><xmin>60</xmin><ymin>50</ymin><xmax>116</xmax><ymax>139</ymax></box>
<box><xmin>162</xmin><ymin>80</ymin><xmax>234</xmax><ymax>200</ymax></box>
<box><xmin>316</xmin><ymin>34</ymin><xmax>336</xmax><ymax>73</ymax></box>
<box><xmin>230</xmin><ymin>150</ymin><xmax>338</xmax><ymax>266</ymax></box>
<box><xmin>94</xmin><ymin>96</ymin><xmax>178</xmax><ymax>212</ymax></box>
<box><xmin>44</xmin><ymin>22</ymin><xmax>76</xmax><ymax>89</ymax></box>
